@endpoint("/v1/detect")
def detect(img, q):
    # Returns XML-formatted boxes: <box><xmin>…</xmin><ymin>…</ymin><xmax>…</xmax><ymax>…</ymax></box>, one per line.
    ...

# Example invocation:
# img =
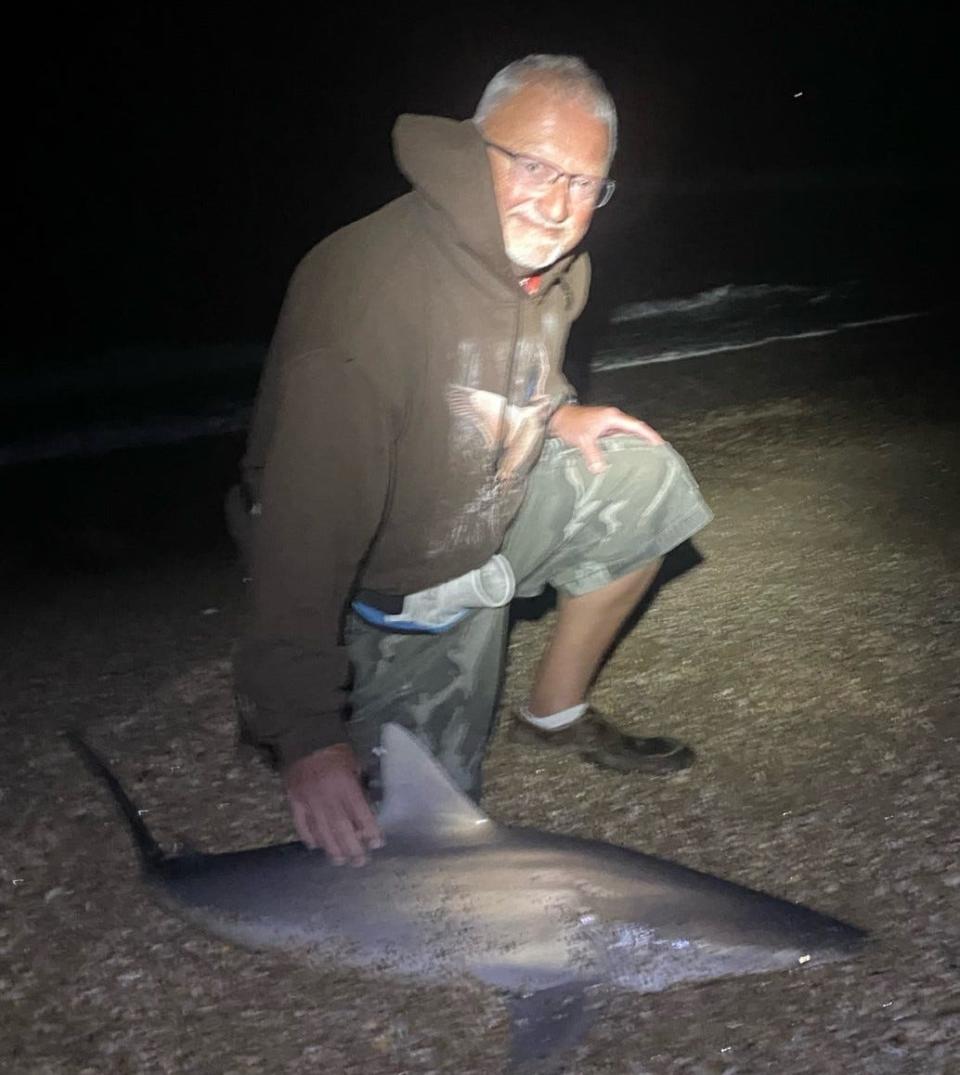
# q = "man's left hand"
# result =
<box><xmin>548</xmin><ymin>404</ymin><xmax>664</xmax><ymax>474</ymax></box>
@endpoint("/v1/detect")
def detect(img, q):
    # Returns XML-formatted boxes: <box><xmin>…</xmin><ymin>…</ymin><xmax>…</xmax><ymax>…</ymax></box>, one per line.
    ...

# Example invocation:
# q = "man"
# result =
<box><xmin>232</xmin><ymin>55</ymin><xmax>712</xmax><ymax>867</ymax></box>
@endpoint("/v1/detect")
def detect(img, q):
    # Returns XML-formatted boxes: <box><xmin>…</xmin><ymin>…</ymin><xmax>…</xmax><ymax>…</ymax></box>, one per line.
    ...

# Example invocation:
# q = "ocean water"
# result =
<box><xmin>3</xmin><ymin>171</ymin><xmax>944</xmax><ymax>468</ymax></box>
<box><xmin>595</xmin><ymin>280</ymin><xmax>928</xmax><ymax>372</ymax></box>
<box><xmin>2</xmin><ymin>345</ymin><xmax>262</xmax><ymax>467</ymax></box>
<box><xmin>0</xmin><ymin>279</ymin><xmax>932</xmax><ymax>468</ymax></box>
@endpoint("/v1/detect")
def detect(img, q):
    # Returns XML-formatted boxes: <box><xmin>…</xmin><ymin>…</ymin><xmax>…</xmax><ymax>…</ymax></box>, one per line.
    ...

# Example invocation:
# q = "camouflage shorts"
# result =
<box><xmin>345</xmin><ymin>435</ymin><xmax>712</xmax><ymax>799</ymax></box>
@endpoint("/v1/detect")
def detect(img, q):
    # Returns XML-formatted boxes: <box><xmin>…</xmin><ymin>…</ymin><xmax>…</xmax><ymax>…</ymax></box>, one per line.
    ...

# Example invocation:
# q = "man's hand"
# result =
<box><xmin>548</xmin><ymin>404</ymin><xmax>665</xmax><ymax>474</ymax></box>
<box><xmin>281</xmin><ymin>743</ymin><xmax>384</xmax><ymax>866</ymax></box>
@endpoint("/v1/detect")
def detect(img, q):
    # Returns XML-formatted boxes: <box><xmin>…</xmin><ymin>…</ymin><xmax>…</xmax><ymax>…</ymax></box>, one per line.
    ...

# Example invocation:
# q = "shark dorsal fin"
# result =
<box><xmin>377</xmin><ymin>723</ymin><xmax>491</xmax><ymax>838</ymax></box>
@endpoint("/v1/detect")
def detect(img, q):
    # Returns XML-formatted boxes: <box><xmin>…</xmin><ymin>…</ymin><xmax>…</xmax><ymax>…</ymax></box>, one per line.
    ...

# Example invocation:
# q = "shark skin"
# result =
<box><xmin>70</xmin><ymin>723</ymin><xmax>866</xmax><ymax>1066</ymax></box>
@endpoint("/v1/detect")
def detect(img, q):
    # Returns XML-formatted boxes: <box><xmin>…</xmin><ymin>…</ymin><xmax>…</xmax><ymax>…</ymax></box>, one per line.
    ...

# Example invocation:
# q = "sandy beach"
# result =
<box><xmin>2</xmin><ymin>315</ymin><xmax>957</xmax><ymax>1074</ymax></box>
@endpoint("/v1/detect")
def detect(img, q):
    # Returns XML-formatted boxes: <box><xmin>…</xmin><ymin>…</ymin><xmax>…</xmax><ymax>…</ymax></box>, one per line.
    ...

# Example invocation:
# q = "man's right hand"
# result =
<box><xmin>281</xmin><ymin>743</ymin><xmax>384</xmax><ymax>866</ymax></box>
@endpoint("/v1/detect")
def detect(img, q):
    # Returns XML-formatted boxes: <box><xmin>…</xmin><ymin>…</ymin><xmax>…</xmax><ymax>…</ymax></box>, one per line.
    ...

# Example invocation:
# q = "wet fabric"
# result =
<box><xmin>346</xmin><ymin>434</ymin><xmax>712</xmax><ymax>799</ymax></box>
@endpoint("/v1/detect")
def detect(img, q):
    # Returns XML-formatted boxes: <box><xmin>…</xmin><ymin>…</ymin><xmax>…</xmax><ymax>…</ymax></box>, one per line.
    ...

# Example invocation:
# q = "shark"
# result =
<box><xmin>69</xmin><ymin>723</ymin><xmax>866</xmax><ymax>1067</ymax></box>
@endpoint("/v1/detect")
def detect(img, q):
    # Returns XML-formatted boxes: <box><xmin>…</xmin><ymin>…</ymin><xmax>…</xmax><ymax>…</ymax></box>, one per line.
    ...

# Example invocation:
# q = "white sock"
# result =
<box><xmin>518</xmin><ymin>702</ymin><xmax>588</xmax><ymax>731</ymax></box>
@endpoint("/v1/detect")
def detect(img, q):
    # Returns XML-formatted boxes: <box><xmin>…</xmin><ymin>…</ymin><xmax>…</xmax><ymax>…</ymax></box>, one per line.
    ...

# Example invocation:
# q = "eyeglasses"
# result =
<box><xmin>484</xmin><ymin>141</ymin><xmax>616</xmax><ymax>208</ymax></box>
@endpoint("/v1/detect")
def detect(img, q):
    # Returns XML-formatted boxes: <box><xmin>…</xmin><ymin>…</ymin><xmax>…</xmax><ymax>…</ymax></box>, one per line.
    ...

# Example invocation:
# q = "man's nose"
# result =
<box><xmin>536</xmin><ymin>177</ymin><xmax>572</xmax><ymax>223</ymax></box>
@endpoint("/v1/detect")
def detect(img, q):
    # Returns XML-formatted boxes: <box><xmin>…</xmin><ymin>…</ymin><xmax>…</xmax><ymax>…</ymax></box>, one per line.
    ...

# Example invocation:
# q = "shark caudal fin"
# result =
<box><xmin>65</xmin><ymin>729</ymin><xmax>166</xmax><ymax>869</ymax></box>
<box><xmin>505</xmin><ymin>983</ymin><xmax>597</xmax><ymax>1072</ymax></box>
<box><xmin>377</xmin><ymin>723</ymin><xmax>491</xmax><ymax>837</ymax></box>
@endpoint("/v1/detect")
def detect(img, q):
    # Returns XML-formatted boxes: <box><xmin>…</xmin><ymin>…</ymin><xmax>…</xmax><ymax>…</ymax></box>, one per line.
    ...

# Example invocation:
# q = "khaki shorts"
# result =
<box><xmin>346</xmin><ymin>435</ymin><xmax>712</xmax><ymax>799</ymax></box>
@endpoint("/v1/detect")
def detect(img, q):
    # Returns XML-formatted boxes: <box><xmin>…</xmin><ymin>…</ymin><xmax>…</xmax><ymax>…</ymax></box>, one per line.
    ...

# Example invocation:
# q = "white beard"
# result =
<box><xmin>502</xmin><ymin>209</ymin><xmax>572</xmax><ymax>272</ymax></box>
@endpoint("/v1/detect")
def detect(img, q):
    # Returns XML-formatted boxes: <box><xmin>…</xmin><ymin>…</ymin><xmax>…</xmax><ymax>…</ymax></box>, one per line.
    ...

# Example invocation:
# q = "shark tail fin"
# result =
<box><xmin>65</xmin><ymin>729</ymin><xmax>166</xmax><ymax>869</ymax></box>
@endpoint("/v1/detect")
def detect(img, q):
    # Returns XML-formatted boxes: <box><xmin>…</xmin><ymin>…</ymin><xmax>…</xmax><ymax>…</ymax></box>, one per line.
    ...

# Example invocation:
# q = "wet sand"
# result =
<box><xmin>2</xmin><ymin>315</ymin><xmax>957</xmax><ymax>1073</ymax></box>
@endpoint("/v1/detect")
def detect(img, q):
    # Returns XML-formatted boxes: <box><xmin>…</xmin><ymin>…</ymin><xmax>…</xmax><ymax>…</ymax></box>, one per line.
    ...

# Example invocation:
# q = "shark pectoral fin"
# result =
<box><xmin>377</xmin><ymin>723</ymin><xmax>492</xmax><ymax>837</ymax></box>
<box><xmin>505</xmin><ymin>982</ymin><xmax>598</xmax><ymax>1071</ymax></box>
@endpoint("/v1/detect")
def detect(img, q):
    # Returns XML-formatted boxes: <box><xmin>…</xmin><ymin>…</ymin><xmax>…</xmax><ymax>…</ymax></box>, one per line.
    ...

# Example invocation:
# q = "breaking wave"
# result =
<box><xmin>594</xmin><ymin>281</ymin><xmax>927</xmax><ymax>371</ymax></box>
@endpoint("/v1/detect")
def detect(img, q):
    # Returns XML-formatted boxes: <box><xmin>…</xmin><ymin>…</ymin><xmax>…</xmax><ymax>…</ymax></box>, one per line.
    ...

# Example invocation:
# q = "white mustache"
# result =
<box><xmin>508</xmin><ymin>207</ymin><xmax>567</xmax><ymax>233</ymax></box>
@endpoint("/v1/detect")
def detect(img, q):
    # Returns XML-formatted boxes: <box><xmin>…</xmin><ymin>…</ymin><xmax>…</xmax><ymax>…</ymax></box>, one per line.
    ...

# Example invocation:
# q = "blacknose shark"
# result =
<box><xmin>69</xmin><ymin>723</ymin><xmax>866</xmax><ymax>1066</ymax></box>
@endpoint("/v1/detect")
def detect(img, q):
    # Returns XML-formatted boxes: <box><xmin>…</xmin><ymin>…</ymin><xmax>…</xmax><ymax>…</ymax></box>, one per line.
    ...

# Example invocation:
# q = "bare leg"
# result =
<box><xmin>527</xmin><ymin>559</ymin><xmax>662</xmax><ymax>717</ymax></box>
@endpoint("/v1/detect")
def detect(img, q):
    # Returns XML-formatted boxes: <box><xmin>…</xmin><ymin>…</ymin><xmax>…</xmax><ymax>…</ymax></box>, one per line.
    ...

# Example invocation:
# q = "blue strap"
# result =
<box><xmin>351</xmin><ymin>600</ymin><xmax>469</xmax><ymax>635</ymax></box>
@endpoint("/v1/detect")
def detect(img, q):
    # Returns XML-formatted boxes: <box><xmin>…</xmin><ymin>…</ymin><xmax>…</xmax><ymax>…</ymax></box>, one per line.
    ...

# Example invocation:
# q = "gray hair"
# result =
<box><xmin>474</xmin><ymin>54</ymin><xmax>618</xmax><ymax>161</ymax></box>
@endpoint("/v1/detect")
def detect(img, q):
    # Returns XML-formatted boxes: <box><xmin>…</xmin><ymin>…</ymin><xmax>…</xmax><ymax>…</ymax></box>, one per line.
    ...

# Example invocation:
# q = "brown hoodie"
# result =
<box><xmin>233</xmin><ymin>114</ymin><xmax>591</xmax><ymax>766</ymax></box>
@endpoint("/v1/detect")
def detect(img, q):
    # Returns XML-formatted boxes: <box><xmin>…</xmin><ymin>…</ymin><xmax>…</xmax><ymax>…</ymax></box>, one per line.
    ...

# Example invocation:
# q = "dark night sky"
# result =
<box><xmin>17</xmin><ymin>2</ymin><xmax>948</xmax><ymax>362</ymax></box>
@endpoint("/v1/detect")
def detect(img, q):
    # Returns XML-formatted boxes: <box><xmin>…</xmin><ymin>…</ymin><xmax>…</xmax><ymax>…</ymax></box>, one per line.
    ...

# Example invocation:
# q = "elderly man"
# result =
<box><xmin>232</xmin><ymin>55</ymin><xmax>712</xmax><ymax>866</ymax></box>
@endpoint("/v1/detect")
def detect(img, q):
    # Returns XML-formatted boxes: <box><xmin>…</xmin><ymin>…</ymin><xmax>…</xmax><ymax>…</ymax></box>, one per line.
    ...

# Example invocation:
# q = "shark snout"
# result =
<box><xmin>805</xmin><ymin>919</ymin><xmax>868</xmax><ymax>964</ymax></box>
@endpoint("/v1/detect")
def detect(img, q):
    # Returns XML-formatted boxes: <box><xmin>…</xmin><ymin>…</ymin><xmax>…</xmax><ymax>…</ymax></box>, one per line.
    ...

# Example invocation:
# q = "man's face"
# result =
<box><xmin>481</xmin><ymin>81</ymin><xmax>611</xmax><ymax>275</ymax></box>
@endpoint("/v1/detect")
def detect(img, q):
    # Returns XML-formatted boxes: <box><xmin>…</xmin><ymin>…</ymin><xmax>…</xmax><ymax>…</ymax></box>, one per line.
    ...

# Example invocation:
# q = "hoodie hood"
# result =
<box><xmin>392</xmin><ymin>113</ymin><xmax>580</xmax><ymax>294</ymax></box>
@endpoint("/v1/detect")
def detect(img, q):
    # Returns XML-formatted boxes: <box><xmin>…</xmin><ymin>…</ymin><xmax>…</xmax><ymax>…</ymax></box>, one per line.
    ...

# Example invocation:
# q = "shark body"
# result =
<box><xmin>71</xmin><ymin>723</ymin><xmax>866</xmax><ymax>1064</ymax></box>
